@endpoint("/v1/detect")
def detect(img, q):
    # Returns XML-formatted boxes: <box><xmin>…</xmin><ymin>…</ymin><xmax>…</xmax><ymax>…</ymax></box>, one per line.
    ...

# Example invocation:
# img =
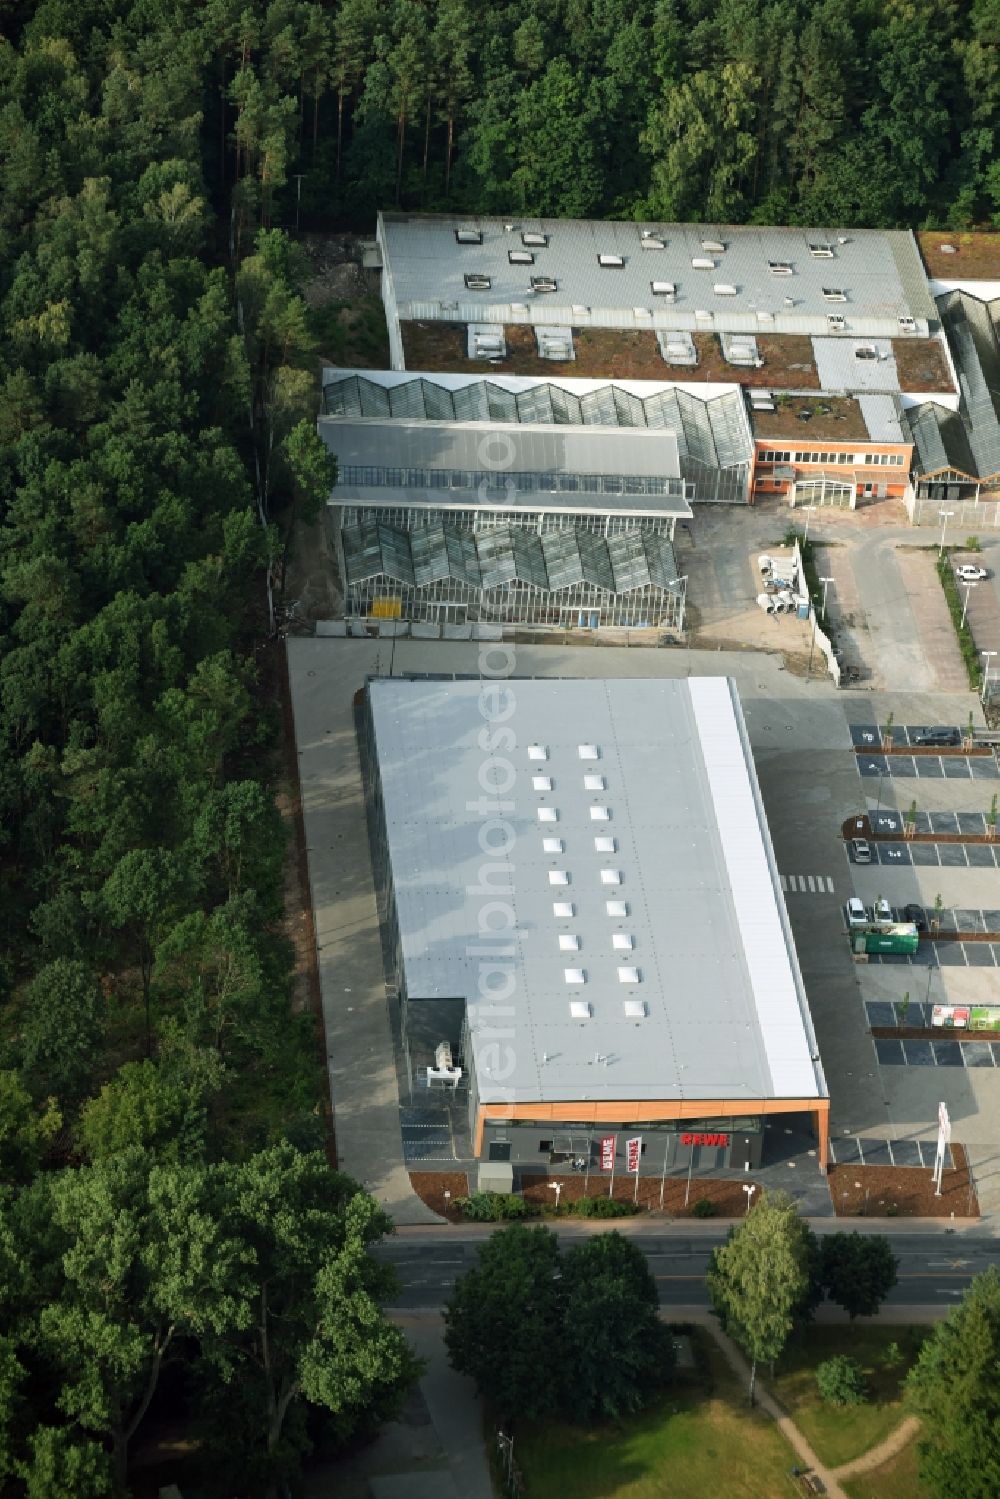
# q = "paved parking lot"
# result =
<box><xmin>850</xmin><ymin>722</ymin><xmax>970</xmax><ymax>749</ymax></box>
<box><xmin>861</xmin><ymin>841</ymin><xmax>1000</xmax><ymax>866</ymax></box>
<box><xmin>856</xmin><ymin>753</ymin><xmax>999</xmax><ymax>779</ymax></box>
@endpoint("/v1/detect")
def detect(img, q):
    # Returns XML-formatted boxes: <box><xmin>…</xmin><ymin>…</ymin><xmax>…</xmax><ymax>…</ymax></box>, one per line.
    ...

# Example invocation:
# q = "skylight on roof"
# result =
<box><xmin>640</xmin><ymin>232</ymin><xmax>665</xmax><ymax>250</ymax></box>
<box><xmin>508</xmin><ymin>249</ymin><xmax>533</xmax><ymax>265</ymax></box>
<box><xmin>542</xmin><ymin>837</ymin><xmax>564</xmax><ymax>853</ymax></box>
<box><xmin>702</xmin><ymin>238</ymin><xmax>726</xmax><ymax>253</ymax></box>
<box><xmin>822</xmin><ymin>287</ymin><xmax>846</xmax><ymax>302</ymax></box>
<box><xmin>694</xmin><ymin>309</ymin><xmax>713</xmax><ymax>321</ymax></box>
<box><xmin>692</xmin><ymin>257</ymin><xmax>715</xmax><ymax>270</ymax></box>
<box><xmin>809</xmin><ymin>242</ymin><xmax>834</xmax><ymax>258</ymax></box>
<box><xmin>528</xmin><ymin>744</ymin><xmax>547</xmax><ymax>760</ymax></box>
<box><xmin>537</xmin><ymin>807</ymin><xmax>558</xmax><ymax>823</ymax></box>
<box><xmin>522</xmin><ymin>231</ymin><xmax>547</xmax><ymax>247</ymax></box>
<box><xmin>455</xmin><ymin>227</ymin><xmax>482</xmax><ymax>244</ymax></box>
<box><xmin>548</xmin><ymin>870</ymin><xmax>569</xmax><ymax>886</ymax></box>
<box><xmin>552</xmin><ymin>901</ymin><xmax>574</xmax><ymax>917</ymax></box>
<box><xmin>768</xmin><ymin>260</ymin><xmax>793</xmax><ymax>275</ymax></box>
<box><xmin>578</xmin><ymin>744</ymin><xmax>599</xmax><ymax>759</ymax></box>
<box><xmin>531</xmin><ymin>276</ymin><xmax>557</xmax><ymax>293</ymax></box>
<box><xmin>569</xmin><ymin>1000</ymin><xmax>591</xmax><ymax>1019</ymax></box>
<box><xmin>600</xmin><ymin>869</ymin><xmax>622</xmax><ymax>885</ymax></box>
<box><xmin>564</xmin><ymin>967</ymin><xmax>586</xmax><ymax>984</ymax></box>
<box><xmin>464</xmin><ymin>273</ymin><xmax>491</xmax><ymax>290</ymax></box>
<box><xmin>651</xmin><ymin>280</ymin><xmax>675</xmax><ymax>296</ymax></box>
<box><xmin>510</xmin><ymin>302</ymin><xmax>529</xmax><ymax>315</ymax></box>
<box><xmin>606</xmin><ymin>900</ymin><xmax>628</xmax><ymax>916</ymax></box>
<box><xmin>572</xmin><ymin>303</ymin><xmax>590</xmax><ymax>316</ymax></box>
<box><xmin>623</xmin><ymin>999</ymin><xmax>646</xmax><ymax>1018</ymax></box>
<box><xmin>594</xmin><ymin>836</ymin><xmax>616</xmax><ymax>853</ymax></box>
<box><xmin>612</xmin><ymin>933</ymin><xmax>634</xmax><ymax>950</ymax></box>
<box><xmin>590</xmin><ymin>806</ymin><xmax>610</xmax><ymax>821</ymax></box>
<box><xmin>633</xmin><ymin>306</ymin><xmax>652</xmax><ymax>318</ymax></box>
<box><xmin>617</xmin><ymin>966</ymin><xmax>640</xmax><ymax>984</ymax></box>
<box><xmin>598</xmin><ymin>253</ymin><xmax>625</xmax><ymax>268</ymax></box>
<box><xmin>532</xmin><ymin>775</ymin><xmax>552</xmax><ymax>791</ymax></box>
<box><xmin>714</xmin><ymin>283</ymin><xmax>737</xmax><ymax>296</ymax></box>
<box><xmin>583</xmin><ymin>774</ymin><xmax>605</xmax><ymax>791</ymax></box>
<box><xmin>558</xmin><ymin>934</ymin><xmax>580</xmax><ymax>951</ymax></box>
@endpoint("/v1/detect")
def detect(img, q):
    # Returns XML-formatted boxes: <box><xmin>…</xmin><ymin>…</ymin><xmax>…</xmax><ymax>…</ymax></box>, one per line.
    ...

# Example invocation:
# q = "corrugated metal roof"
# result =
<box><xmin>938</xmin><ymin>291</ymin><xmax>1000</xmax><ymax>477</ymax></box>
<box><xmin>812</xmin><ymin>337</ymin><xmax>900</xmax><ymax>392</ymax></box>
<box><xmin>368</xmin><ymin>676</ymin><xmax>826</xmax><ymax>1105</ymax></box>
<box><xmin>380</xmin><ymin>212</ymin><xmax>933</xmax><ymax>338</ymax></box>
<box><xmin>858</xmin><ymin>394</ymin><xmax>906</xmax><ymax>443</ymax></box>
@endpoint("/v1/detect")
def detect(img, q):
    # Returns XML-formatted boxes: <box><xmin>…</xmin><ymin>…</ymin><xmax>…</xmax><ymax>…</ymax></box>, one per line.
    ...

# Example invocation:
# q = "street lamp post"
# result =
<box><xmin>938</xmin><ymin>508</ymin><xmax>955</xmax><ymax>557</ymax></box>
<box><xmin>801</xmin><ymin>504</ymin><xmax>817</xmax><ymax>547</ymax></box>
<box><xmin>667</xmin><ymin>576</ymin><xmax>688</xmax><ymax>634</ymax></box>
<box><xmin>547</xmin><ymin>1181</ymin><xmax>562</xmax><ymax>1210</ymax></box>
<box><xmin>961</xmin><ymin>580</ymin><xmax>977</xmax><ymax>629</ymax></box>
<box><xmin>981</xmin><ymin>650</ymin><xmax>997</xmax><ymax>705</ymax></box>
<box><xmin>742</xmin><ymin>1183</ymin><xmax>756</xmax><ymax>1215</ymax></box>
<box><xmin>819</xmin><ymin>575</ymin><xmax>834</xmax><ymax>621</ymax></box>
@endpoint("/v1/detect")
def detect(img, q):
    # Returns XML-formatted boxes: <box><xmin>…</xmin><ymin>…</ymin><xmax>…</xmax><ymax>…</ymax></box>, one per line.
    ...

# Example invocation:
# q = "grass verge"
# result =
<box><xmin>843</xmin><ymin>1433</ymin><xmax>924</xmax><ymax>1499</ymax></box>
<box><xmin>771</xmin><ymin>1324</ymin><xmax>927</xmax><ymax>1469</ymax></box>
<box><xmin>936</xmin><ymin>554</ymin><xmax>982</xmax><ymax>688</ymax></box>
<box><xmin>514</xmin><ymin>1327</ymin><xmax>797</xmax><ymax>1499</ymax></box>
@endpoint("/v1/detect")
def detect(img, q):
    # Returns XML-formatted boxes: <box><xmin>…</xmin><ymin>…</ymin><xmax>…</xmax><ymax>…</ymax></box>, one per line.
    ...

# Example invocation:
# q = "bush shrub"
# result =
<box><xmin>454</xmin><ymin>1192</ymin><xmax>532</xmax><ymax>1222</ymax></box>
<box><xmin>816</xmin><ymin>1355</ymin><xmax>868</xmax><ymax>1406</ymax></box>
<box><xmin>691</xmin><ymin>1197</ymin><xmax>716</xmax><ymax>1218</ymax></box>
<box><xmin>570</xmin><ymin>1195</ymin><xmax>636</xmax><ymax>1218</ymax></box>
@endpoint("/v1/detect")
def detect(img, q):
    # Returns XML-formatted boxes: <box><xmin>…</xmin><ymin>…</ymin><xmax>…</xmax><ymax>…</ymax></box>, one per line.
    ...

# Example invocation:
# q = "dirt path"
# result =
<box><xmin>678</xmin><ymin>1311</ymin><xmax>848</xmax><ymax>1499</ymax></box>
<box><xmin>832</xmin><ymin>1415</ymin><xmax>921</xmax><ymax>1480</ymax></box>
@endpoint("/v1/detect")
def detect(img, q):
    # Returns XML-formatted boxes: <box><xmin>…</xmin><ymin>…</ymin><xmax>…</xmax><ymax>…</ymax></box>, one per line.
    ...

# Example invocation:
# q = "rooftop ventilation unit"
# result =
<box><xmin>559</xmin><ymin>934</ymin><xmax>580</xmax><ymax>952</ymax></box>
<box><xmin>552</xmin><ymin>901</ymin><xmax>574</xmax><ymax>917</ymax></box>
<box><xmin>537</xmin><ymin>807</ymin><xmax>558</xmax><ymax>823</ymax></box>
<box><xmin>692</xmin><ymin>257</ymin><xmax>715</xmax><ymax>270</ymax></box>
<box><xmin>714</xmin><ymin>283</ymin><xmax>737</xmax><ymax>296</ymax></box>
<box><xmin>651</xmin><ymin>280</ymin><xmax>676</xmax><ymax>298</ymax></box>
<box><xmin>623</xmin><ymin>999</ymin><xmax>647</xmax><ymax>1019</ymax></box>
<box><xmin>583</xmin><ymin>774</ymin><xmax>605</xmax><ymax>791</ymax></box>
<box><xmin>606</xmin><ymin>899</ymin><xmax>628</xmax><ymax>916</ymax></box>
<box><xmin>827</xmin><ymin>314</ymin><xmax>846</xmax><ymax>331</ymax></box>
<box><xmin>855</xmin><ymin>343</ymin><xmax>878</xmax><ymax>361</ymax></box>
<box><xmin>455</xmin><ymin>227</ymin><xmax>482</xmax><ymax>244</ymax></box>
<box><xmin>522</xmin><ymin>231</ymin><xmax>548</xmax><ymax>247</ymax></box>
<box><xmin>578</xmin><ymin>744</ymin><xmax>599</xmax><ymax>760</ymax></box>
<box><xmin>598</xmin><ymin>253</ymin><xmax>625</xmax><ymax>268</ymax></box>
<box><xmin>809</xmin><ymin>242</ymin><xmax>835</xmax><ymax>258</ymax></box>
<box><xmin>640</xmin><ymin>233</ymin><xmax>666</xmax><ymax>250</ymax></box>
<box><xmin>701</xmin><ymin>238</ymin><xmax>726</xmax><ymax>253</ymax></box>
<box><xmin>768</xmin><ymin>260</ymin><xmax>793</xmax><ymax>275</ymax></box>
<box><xmin>590</xmin><ymin>806</ymin><xmax>610</xmax><ymax>821</ymax></box>
<box><xmin>600</xmin><ymin>869</ymin><xmax>622</xmax><ymax>885</ymax></box>
<box><xmin>528</xmin><ymin>744</ymin><xmax>547</xmax><ymax>760</ymax></box>
<box><xmin>464</xmin><ymin>273</ymin><xmax>491</xmax><ymax>291</ymax></box>
<box><xmin>542</xmin><ymin>837</ymin><xmax>564</xmax><ymax>853</ymax></box>
<box><xmin>594</xmin><ymin>836</ymin><xmax>617</xmax><ymax>853</ymax></box>
<box><xmin>508</xmin><ymin>249</ymin><xmax>533</xmax><ymax>265</ymax></box>
<box><xmin>822</xmin><ymin>288</ymin><xmax>847</xmax><ymax>302</ymax></box>
<box><xmin>531</xmin><ymin>276</ymin><xmax>557</xmax><ymax>293</ymax></box>
<box><xmin>548</xmin><ymin>870</ymin><xmax>570</xmax><ymax>886</ymax></box>
<box><xmin>612</xmin><ymin>934</ymin><xmax>634</xmax><ymax>951</ymax></box>
<box><xmin>569</xmin><ymin>1000</ymin><xmax>591</xmax><ymax>1019</ymax></box>
<box><xmin>898</xmin><ymin>315</ymin><xmax>916</xmax><ymax>332</ymax></box>
<box><xmin>564</xmin><ymin>967</ymin><xmax>586</xmax><ymax>984</ymax></box>
<box><xmin>533</xmin><ymin>775</ymin><xmax>552</xmax><ymax>791</ymax></box>
<box><xmin>617</xmin><ymin>966</ymin><xmax>640</xmax><ymax>984</ymax></box>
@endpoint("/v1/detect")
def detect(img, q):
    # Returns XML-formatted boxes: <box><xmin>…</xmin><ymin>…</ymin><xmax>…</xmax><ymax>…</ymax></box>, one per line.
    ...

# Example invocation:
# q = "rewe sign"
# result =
<box><xmin>681</xmin><ymin>1132</ymin><xmax>730</xmax><ymax>1147</ymax></box>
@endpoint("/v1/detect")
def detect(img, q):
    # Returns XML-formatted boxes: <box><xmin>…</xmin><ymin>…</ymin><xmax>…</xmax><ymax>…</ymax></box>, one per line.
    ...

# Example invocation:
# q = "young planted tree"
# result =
<box><xmin>821</xmin><ymin>1232</ymin><xmax>898</xmax><ymax>1319</ymax></box>
<box><xmin>706</xmin><ymin>1189</ymin><xmax>811</xmax><ymax>1403</ymax></box>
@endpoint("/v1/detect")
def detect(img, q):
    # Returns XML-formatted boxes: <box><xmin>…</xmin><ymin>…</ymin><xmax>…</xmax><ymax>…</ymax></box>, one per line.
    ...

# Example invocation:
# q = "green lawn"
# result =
<box><xmin>844</xmin><ymin>1434</ymin><xmax>925</xmax><ymax>1499</ymax></box>
<box><xmin>771</xmin><ymin>1325</ymin><xmax>927</xmax><ymax>1469</ymax></box>
<box><xmin>515</xmin><ymin>1330</ymin><xmax>797</xmax><ymax>1499</ymax></box>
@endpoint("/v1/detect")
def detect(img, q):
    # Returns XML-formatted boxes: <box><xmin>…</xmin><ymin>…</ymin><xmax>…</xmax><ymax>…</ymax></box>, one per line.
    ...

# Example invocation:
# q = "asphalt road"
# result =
<box><xmin>377</xmin><ymin>1228</ymin><xmax>1000</xmax><ymax>1312</ymax></box>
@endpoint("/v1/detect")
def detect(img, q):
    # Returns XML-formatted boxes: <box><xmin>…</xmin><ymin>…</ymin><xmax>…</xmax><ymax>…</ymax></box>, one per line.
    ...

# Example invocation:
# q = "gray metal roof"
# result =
<box><xmin>367</xmin><ymin>677</ymin><xmax>826</xmax><ymax>1106</ymax></box>
<box><xmin>812</xmin><ymin>337</ymin><xmax>900</xmax><ymax>392</ymax></box>
<box><xmin>938</xmin><ymin>291</ymin><xmax>1000</xmax><ymax>478</ymax></box>
<box><xmin>380</xmin><ymin>212</ymin><xmax>935</xmax><ymax>339</ymax></box>
<box><xmin>858</xmin><ymin>395</ymin><xmax>906</xmax><ymax>443</ymax></box>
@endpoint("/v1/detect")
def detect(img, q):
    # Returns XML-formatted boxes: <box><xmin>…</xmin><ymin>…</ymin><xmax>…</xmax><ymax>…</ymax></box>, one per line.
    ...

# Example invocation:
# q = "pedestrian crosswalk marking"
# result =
<box><xmin>780</xmin><ymin>875</ymin><xmax>834</xmax><ymax>894</ymax></box>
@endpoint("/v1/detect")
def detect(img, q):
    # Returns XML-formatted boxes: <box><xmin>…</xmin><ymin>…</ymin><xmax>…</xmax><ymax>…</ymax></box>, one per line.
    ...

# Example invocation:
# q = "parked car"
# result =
<box><xmin>955</xmin><ymin>564</ymin><xmax>989</xmax><ymax>582</ymax></box>
<box><xmin>903</xmin><ymin>903</ymin><xmax>927</xmax><ymax>931</ymax></box>
<box><xmin>912</xmin><ymin>726</ymin><xmax>961</xmax><ymax>747</ymax></box>
<box><xmin>850</xmin><ymin>837</ymin><xmax>872</xmax><ymax>863</ymax></box>
<box><xmin>845</xmin><ymin>897</ymin><xmax>868</xmax><ymax>927</ymax></box>
<box><xmin>873</xmin><ymin>898</ymin><xmax>893</xmax><ymax>924</ymax></box>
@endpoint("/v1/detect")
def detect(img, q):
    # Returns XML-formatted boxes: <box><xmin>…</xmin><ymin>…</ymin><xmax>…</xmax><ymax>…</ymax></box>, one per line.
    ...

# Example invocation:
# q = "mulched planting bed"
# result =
<box><xmin>829</xmin><ymin>1144</ymin><xmax>978</xmax><ymax>1218</ymax></box>
<box><xmin>409</xmin><ymin>1171</ymin><xmax>470</xmax><ymax>1220</ymax></box>
<box><xmin>842</xmin><ymin>814</ymin><xmax>998</xmax><ymax>844</ymax></box>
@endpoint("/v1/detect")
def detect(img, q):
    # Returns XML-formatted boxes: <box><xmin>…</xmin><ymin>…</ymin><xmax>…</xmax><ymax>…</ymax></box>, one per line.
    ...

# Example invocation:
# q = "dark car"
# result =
<box><xmin>903</xmin><ymin>903</ymin><xmax>927</xmax><ymax>931</ymax></box>
<box><xmin>912</xmin><ymin>726</ymin><xmax>961</xmax><ymax>747</ymax></box>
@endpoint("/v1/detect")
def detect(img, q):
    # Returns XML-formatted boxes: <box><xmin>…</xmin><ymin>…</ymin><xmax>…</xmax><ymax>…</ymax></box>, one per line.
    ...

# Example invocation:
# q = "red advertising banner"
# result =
<box><xmin>599</xmin><ymin>1134</ymin><xmax>616</xmax><ymax>1171</ymax></box>
<box><xmin>626</xmin><ymin>1136</ymin><xmax>642</xmax><ymax>1173</ymax></box>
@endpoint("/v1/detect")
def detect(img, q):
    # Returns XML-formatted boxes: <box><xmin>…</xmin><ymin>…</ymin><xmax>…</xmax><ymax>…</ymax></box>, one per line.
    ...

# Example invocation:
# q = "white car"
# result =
<box><xmin>955</xmin><ymin>564</ymin><xmax>989</xmax><ymax>582</ymax></box>
<box><xmin>873</xmin><ymin>898</ymin><xmax>892</xmax><ymax>925</ymax></box>
<box><xmin>845</xmin><ymin>897</ymin><xmax>868</xmax><ymax>927</ymax></box>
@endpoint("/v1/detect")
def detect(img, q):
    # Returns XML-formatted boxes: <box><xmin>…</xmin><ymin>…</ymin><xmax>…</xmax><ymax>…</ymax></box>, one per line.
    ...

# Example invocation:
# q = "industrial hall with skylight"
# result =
<box><xmin>360</xmin><ymin>675</ymin><xmax>829</xmax><ymax>1187</ymax></box>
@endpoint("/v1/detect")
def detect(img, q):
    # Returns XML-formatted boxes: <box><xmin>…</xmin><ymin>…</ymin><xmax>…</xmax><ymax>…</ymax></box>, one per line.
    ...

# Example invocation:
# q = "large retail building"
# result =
<box><xmin>362</xmin><ymin>675</ymin><xmax>829</xmax><ymax>1181</ymax></box>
